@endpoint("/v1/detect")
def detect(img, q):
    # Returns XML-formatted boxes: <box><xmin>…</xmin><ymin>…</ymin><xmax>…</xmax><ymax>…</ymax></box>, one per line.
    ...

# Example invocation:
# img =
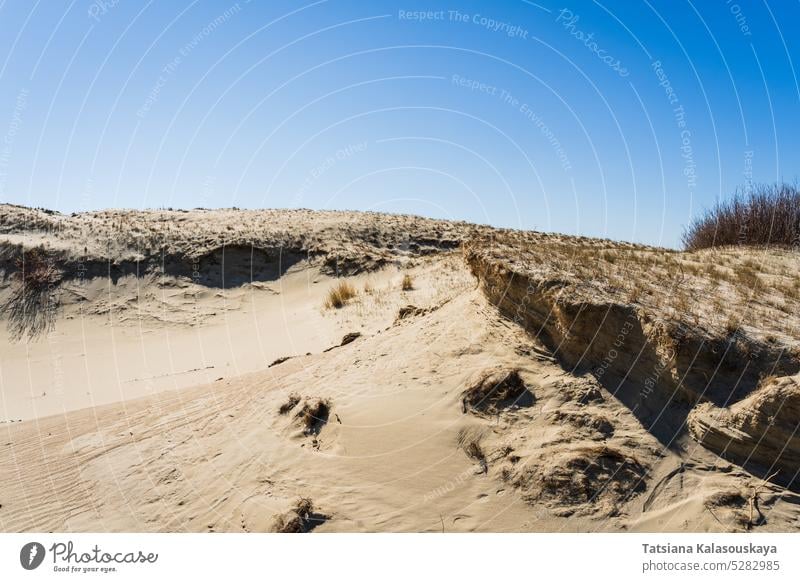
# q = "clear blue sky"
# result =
<box><xmin>0</xmin><ymin>0</ymin><xmax>798</xmax><ymax>247</ymax></box>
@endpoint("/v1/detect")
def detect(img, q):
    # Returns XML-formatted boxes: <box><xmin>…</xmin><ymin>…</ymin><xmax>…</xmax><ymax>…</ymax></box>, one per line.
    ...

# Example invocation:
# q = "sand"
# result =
<box><xmin>1</xmin><ymin>206</ymin><xmax>799</xmax><ymax>532</ymax></box>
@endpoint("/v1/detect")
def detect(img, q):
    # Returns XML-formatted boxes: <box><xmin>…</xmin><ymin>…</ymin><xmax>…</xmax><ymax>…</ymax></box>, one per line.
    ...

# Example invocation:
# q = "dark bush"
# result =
<box><xmin>2</xmin><ymin>247</ymin><xmax>62</xmax><ymax>341</ymax></box>
<box><xmin>683</xmin><ymin>183</ymin><xmax>800</xmax><ymax>251</ymax></box>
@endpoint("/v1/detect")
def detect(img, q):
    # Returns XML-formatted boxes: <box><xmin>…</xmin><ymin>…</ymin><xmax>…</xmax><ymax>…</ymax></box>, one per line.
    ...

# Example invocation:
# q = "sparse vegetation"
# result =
<box><xmin>461</xmin><ymin>368</ymin><xmax>533</xmax><ymax>415</ymax></box>
<box><xmin>295</xmin><ymin>398</ymin><xmax>331</xmax><ymax>435</ymax></box>
<box><xmin>735</xmin><ymin>263</ymin><xmax>762</xmax><ymax>291</ymax></box>
<box><xmin>2</xmin><ymin>247</ymin><xmax>62</xmax><ymax>341</ymax></box>
<box><xmin>514</xmin><ymin>445</ymin><xmax>647</xmax><ymax>515</ymax></box>
<box><xmin>278</xmin><ymin>393</ymin><xmax>301</xmax><ymax>415</ymax></box>
<box><xmin>457</xmin><ymin>427</ymin><xmax>487</xmax><ymax>474</ymax></box>
<box><xmin>3</xmin><ymin>202</ymin><xmax>800</xmax><ymax>533</ymax></box>
<box><xmin>273</xmin><ymin>497</ymin><xmax>328</xmax><ymax>533</ymax></box>
<box><xmin>683</xmin><ymin>183</ymin><xmax>800</xmax><ymax>251</ymax></box>
<box><xmin>323</xmin><ymin>280</ymin><xmax>357</xmax><ymax>309</ymax></box>
<box><xmin>725</xmin><ymin>315</ymin><xmax>741</xmax><ymax>336</ymax></box>
<box><xmin>465</xmin><ymin>227</ymin><xmax>800</xmax><ymax>339</ymax></box>
<box><xmin>269</xmin><ymin>355</ymin><xmax>293</xmax><ymax>367</ymax></box>
<box><xmin>626</xmin><ymin>283</ymin><xmax>642</xmax><ymax>304</ymax></box>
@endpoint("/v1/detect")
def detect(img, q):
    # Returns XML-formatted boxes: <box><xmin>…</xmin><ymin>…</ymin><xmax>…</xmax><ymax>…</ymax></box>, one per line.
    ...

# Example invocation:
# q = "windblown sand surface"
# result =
<box><xmin>1</xmin><ymin>205</ymin><xmax>799</xmax><ymax>532</ymax></box>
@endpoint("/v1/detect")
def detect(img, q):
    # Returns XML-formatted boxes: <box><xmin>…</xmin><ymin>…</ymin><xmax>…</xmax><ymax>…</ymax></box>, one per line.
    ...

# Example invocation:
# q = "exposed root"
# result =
<box><xmin>457</xmin><ymin>427</ymin><xmax>488</xmax><ymax>474</ymax></box>
<box><xmin>746</xmin><ymin>471</ymin><xmax>778</xmax><ymax>530</ymax></box>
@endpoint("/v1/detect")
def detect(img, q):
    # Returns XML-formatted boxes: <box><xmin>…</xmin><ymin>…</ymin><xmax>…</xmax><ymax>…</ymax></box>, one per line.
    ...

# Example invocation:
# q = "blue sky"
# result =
<box><xmin>0</xmin><ymin>0</ymin><xmax>798</xmax><ymax>247</ymax></box>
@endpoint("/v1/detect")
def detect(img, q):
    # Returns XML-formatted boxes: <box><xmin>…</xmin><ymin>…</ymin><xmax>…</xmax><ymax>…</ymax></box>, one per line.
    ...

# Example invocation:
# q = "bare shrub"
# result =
<box><xmin>323</xmin><ymin>280</ymin><xmax>356</xmax><ymax>309</ymax></box>
<box><xmin>2</xmin><ymin>247</ymin><xmax>62</xmax><ymax>341</ymax></box>
<box><xmin>683</xmin><ymin>183</ymin><xmax>800</xmax><ymax>250</ymax></box>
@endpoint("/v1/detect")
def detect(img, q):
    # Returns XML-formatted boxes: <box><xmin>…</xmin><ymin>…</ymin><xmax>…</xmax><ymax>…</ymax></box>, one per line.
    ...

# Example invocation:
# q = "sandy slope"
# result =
<box><xmin>0</xmin><ymin>262</ymin><xmax>446</xmax><ymax>421</ymax></box>
<box><xmin>1</xmin><ymin>206</ymin><xmax>799</xmax><ymax>532</ymax></box>
<box><xmin>2</xmin><ymin>257</ymin><xmax>542</xmax><ymax>532</ymax></box>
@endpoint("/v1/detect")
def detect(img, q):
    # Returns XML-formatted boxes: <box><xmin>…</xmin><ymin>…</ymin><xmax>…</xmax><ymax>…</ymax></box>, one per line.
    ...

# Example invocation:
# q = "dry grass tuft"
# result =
<box><xmin>401</xmin><ymin>273</ymin><xmax>414</xmax><ymax>291</ymax></box>
<box><xmin>2</xmin><ymin>247</ymin><xmax>62</xmax><ymax>341</ymax></box>
<box><xmin>323</xmin><ymin>280</ymin><xmax>357</xmax><ymax>309</ymax></box>
<box><xmin>295</xmin><ymin>398</ymin><xmax>331</xmax><ymax>435</ymax></box>
<box><xmin>273</xmin><ymin>497</ymin><xmax>328</xmax><ymax>533</ymax></box>
<box><xmin>457</xmin><ymin>427</ymin><xmax>488</xmax><ymax>474</ymax></box>
<box><xmin>515</xmin><ymin>445</ymin><xmax>647</xmax><ymax>516</ymax></box>
<box><xmin>704</xmin><ymin>490</ymin><xmax>747</xmax><ymax>509</ymax></box>
<box><xmin>278</xmin><ymin>393</ymin><xmax>301</xmax><ymax>415</ymax></box>
<box><xmin>461</xmin><ymin>368</ymin><xmax>533</xmax><ymax>415</ymax></box>
<box><xmin>724</xmin><ymin>315</ymin><xmax>741</xmax><ymax>336</ymax></box>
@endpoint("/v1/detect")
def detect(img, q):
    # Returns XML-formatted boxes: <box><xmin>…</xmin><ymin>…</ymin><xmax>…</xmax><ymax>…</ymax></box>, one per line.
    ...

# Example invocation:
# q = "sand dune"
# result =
<box><xmin>1</xmin><ymin>205</ymin><xmax>799</xmax><ymax>532</ymax></box>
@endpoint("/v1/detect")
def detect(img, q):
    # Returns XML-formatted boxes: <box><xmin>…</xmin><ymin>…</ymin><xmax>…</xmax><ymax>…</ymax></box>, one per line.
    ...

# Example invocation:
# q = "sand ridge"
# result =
<box><xmin>1</xmin><ymin>206</ymin><xmax>799</xmax><ymax>532</ymax></box>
